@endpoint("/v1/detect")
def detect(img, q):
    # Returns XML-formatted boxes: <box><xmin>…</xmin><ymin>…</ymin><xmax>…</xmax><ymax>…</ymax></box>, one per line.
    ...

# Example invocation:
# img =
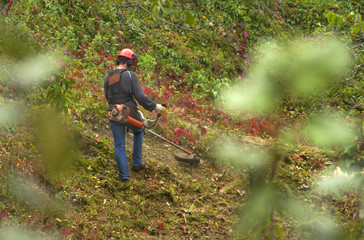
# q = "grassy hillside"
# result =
<box><xmin>0</xmin><ymin>0</ymin><xmax>363</xmax><ymax>239</ymax></box>
<box><xmin>0</xmin><ymin>117</ymin><xmax>250</xmax><ymax>239</ymax></box>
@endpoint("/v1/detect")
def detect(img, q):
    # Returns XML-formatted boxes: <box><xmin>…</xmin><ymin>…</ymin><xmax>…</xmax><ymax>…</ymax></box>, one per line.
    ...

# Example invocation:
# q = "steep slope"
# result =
<box><xmin>1</xmin><ymin>0</ymin><xmax>362</xmax><ymax>239</ymax></box>
<box><xmin>0</xmin><ymin>114</ymin><xmax>248</xmax><ymax>239</ymax></box>
<box><xmin>70</xmin><ymin>119</ymin><xmax>248</xmax><ymax>239</ymax></box>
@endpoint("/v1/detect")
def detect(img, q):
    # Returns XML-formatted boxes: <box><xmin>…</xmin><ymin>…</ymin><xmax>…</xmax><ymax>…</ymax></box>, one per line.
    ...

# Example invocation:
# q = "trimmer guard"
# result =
<box><xmin>173</xmin><ymin>152</ymin><xmax>200</xmax><ymax>165</ymax></box>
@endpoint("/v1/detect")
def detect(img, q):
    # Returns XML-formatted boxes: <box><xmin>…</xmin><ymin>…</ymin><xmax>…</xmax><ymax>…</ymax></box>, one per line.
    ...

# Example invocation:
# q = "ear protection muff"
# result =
<box><xmin>126</xmin><ymin>54</ymin><xmax>138</xmax><ymax>67</ymax></box>
<box><xmin>127</xmin><ymin>59</ymin><xmax>134</xmax><ymax>66</ymax></box>
<box><xmin>132</xmin><ymin>54</ymin><xmax>138</xmax><ymax>66</ymax></box>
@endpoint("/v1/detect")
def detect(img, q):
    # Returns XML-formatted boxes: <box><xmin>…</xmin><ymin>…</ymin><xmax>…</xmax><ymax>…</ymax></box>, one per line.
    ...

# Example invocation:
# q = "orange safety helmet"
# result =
<box><xmin>117</xmin><ymin>48</ymin><xmax>137</xmax><ymax>66</ymax></box>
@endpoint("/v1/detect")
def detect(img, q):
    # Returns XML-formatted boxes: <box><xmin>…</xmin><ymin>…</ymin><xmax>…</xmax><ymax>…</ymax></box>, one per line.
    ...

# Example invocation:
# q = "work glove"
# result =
<box><xmin>142</xmin><ymin>118</ymin><xmax>149</xmax><ymax>135</ymax></box>
<box><xmin>155</xmin><ymin>103</ymin><xmax>164</xmax><ymax>114</ymax></box>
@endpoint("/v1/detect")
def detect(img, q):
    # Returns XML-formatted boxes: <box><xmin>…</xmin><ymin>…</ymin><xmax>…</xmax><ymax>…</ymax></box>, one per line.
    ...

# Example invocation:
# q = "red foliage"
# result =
<box><xmin>6</xmin><ymin>1</ymin><xmax>13</xmax><ymax>15</ymax></box>
<box><xmin>315</xmin><ymin>162</ymin><xmax>323</xmax><ymax>168</ymax></box>
<box><xmin>60</xmin><ymin>227</ymin><xmax>71</xmax><ymax>237</ymax></box>
<box><xmin>140</xmin><ymin>75</ymin><xmax>283</xmax><ymax>146</ymax></box>
<box><xmin>173</xmin><ymin>127</ymin><xmax>184</xmax><ymax>136</ymax></box>
<box><xmin>0</xmin><ymin>208</ymin><xmax>11</xmax><ymax>221</ymax></box>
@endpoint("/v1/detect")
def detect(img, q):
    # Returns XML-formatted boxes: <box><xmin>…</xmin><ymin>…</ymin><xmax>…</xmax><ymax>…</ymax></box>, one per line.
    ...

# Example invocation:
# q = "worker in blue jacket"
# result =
<box><xmin>104</xmin><ymin>48</ymin><xmax>163</xmax><ymax>183</ymax></box>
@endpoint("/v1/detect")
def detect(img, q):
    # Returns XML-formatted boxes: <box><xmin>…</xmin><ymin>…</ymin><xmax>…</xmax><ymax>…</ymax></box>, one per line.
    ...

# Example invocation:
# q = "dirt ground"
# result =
<box><xmin>74</xmin><ymin>120</ymin><xmax>249</xmax><ymax>239</ymax></box>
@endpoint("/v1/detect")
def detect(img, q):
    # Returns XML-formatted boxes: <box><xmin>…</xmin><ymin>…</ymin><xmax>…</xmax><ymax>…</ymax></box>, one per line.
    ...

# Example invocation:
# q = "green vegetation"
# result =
<box><xmin>0</xmin><ymin>0</ymin><xmax>363</xmax><ymax>239</ymax></box>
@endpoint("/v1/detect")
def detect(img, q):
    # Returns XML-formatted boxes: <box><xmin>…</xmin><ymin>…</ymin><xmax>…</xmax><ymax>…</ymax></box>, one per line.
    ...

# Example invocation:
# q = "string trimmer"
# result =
<box><xmin>137</xmin><ymin>110</ymin><xmax>200</xmax><ymax>165</ymax></box>
<box><xmin>109</xmin><ymin>103</ymin><xmax>200</xmax><ymax>164</ymax></box>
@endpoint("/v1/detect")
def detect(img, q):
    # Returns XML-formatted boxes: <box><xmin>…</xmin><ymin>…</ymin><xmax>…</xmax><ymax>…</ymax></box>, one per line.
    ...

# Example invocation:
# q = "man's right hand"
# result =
<box><xmin>155</xmin><ymin>104</ymin><xmax>164</xmax><ymax>113</ymax></box>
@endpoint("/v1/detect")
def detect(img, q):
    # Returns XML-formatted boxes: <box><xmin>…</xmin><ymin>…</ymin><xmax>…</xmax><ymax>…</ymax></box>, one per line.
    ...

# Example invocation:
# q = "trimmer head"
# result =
<box><xmin>173</xmin><ymin>152</ymin><xmax>200</xmax><ymax>165</ymax></box>
<box><xmin>135</xmin><ymin>110</ymin><xmax>200</xmax><ymax>165</ymax></box>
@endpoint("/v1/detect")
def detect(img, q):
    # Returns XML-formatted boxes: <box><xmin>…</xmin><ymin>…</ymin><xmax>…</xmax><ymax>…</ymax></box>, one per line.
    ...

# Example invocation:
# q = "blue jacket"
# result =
<box><xmin>104</xmin><ymin>68</ymin><xmax>156</xmax><ymax>120</ymax></box>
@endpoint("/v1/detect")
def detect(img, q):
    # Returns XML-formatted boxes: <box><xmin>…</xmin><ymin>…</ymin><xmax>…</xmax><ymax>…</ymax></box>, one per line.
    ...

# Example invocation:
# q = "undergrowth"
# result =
<box><xmin>0</xmin><ymin>0</ymin><xmax>363</xmax><ymax>239</ymax></box>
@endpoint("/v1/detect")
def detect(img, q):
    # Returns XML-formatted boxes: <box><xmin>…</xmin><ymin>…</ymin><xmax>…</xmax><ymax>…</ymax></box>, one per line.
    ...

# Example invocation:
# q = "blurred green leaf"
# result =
<box><xmin>151</xmin><ymin>3</ymin><xmax>160</xmax><ymax>20</ymax></box>
<box><xmin>289</xmin><ymin>39</ymin><xmax>350</xmax><ymax>95</ymax></box>
<box><xmin>0</xmin><ymin>104</ymin><xmax>21</xmax><ymax>126</ymax></box>
<box><xmin>317</xmin><ymin>168</ymin><xmax>361</xmax><ymax>197</ymax></box>
<box><xmin>0</xmin><ymin>227</ymin><xmax>56</xmax><ymax>240</ymax></box>
<box><xmin>303</xmin><ymin>116</ymin><xmax>356</xmax><ymax>147</ymax></box>
<box><xmin>237</xmin><ymin>184</ymin><xmax>277</xmax><ymax>238</ymax></box>
<box><xmin>134</xmin><ymin>18</ymin><xmax>141</xmax><ymax>28</ymax></box>
<box><xmin>223</xmin><ymin>81</ymin><xmax>276</xmax><ymax>114</ymax></box>
<box><xmin>15</xmin><ymin>53</ymin><xmax>60</xmax><ymax>85</ymax></box>
<box><xmin>32</xmin><ymin>109</ymin><xmax>76</xmax><ymax>175</ymax></box>
<box><xmin>185</xmin><ymin>11</ymin><xmax>195</xmax><ymax>26</ymax></box>
<box><xmin>223</xmin><ymin>37</ymin><xmax>350</xmax><ymax>115</ymax></box>
<box><xmin>217</xmin><ymin>139</ymin><xmax>269</xmax><ymax>169</ymax></box>
<box><xmin>7</xmin><ymin>174</ymin><xmax>65</xmax><ymax>214</ymax></box>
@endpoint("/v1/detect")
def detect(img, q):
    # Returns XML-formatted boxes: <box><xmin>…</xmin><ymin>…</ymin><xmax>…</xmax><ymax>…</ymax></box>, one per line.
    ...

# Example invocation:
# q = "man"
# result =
<box><xmin>104</xmin><ymin>48</ymin><xmax>163</xmax><ymax>182</ymax></box>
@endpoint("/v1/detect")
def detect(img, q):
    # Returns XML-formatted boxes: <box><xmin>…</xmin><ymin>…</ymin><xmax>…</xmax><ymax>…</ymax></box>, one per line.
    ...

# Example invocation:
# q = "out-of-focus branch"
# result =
<box><xmin>0</xmin><ymin>49</ymin><xmax>17</xmax><ymax>58</ymax></box>
<box><xmin>354</xmin><ymin>63</ymin><xmax>363</xmax><ymax>69</ymax></box>
<box><xmin>352</xmin><ymin>41</ymin><xmax>364</xmax><ymax>50</ymax></box>
<box><xmin>120</xmin><ymin>3</ymin><xmax>215</xmax><ymax>31</ymax></box>
<box><xmin>0</xmin><ymin>63</ymin><xmax>17</xmax><ymax>82</ymax></box>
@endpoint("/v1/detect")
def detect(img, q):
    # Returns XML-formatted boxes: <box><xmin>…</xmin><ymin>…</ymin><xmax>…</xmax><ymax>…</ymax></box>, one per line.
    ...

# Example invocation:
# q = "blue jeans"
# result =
<box><xmin>109</xmin><ymin>120</ymin><xmax>143</xmax><ymax>180</ymax></box>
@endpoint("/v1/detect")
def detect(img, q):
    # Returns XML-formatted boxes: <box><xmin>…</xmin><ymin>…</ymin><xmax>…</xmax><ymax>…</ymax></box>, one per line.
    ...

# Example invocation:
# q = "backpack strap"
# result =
<box><xmin>108</xmin><ymin>69</ymin><xmax>128</xmax><ymax>86</ymax></box>
<box><xmin>107</xmin><ymin>69</ymin><xmax>130</xmax><ymax>105</ymax></box>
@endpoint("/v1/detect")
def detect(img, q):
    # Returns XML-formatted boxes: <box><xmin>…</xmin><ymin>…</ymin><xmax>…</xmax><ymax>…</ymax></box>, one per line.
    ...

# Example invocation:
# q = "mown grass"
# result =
<box><xmin>1</xmin><ymin>110</ymin><xmax>361</xmax><ymax>239</ymax></box>
<box><xmin>0</xmin><ymin>111</ymin><xmax>249</xmax><ymax>239</ymax></box>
